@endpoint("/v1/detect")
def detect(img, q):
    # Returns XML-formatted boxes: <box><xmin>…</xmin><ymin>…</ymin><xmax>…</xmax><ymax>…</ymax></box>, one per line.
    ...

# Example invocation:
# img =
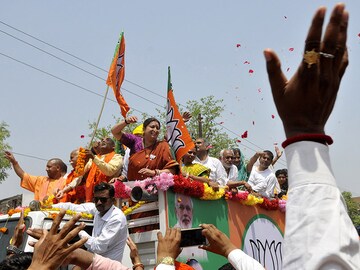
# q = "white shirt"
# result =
<box><xmin>53</xmin><ymin>202</ymin><xmax>128</xmax><ymax>262</ymax></box>
<box><xmin>226</xmin><ymin>164</ymin><xmax>239</xmax><ymax>181</ymax></box>
<box><xmin>282</xmin><ymin>141</ymin><xmax>360</xmax><ymax>269</ymax></box>
<box><xmin>194</xmin><ymin>156</ymin><xmax>228</xmax><ymax>185</ymax></box>
<box><xmin>228</xmin><ymin>249</ymin><xmax>264</xmax><ymax>269</ymax></box>
<box><xmin>248</xmin><ymin>166</ymin><xmax>277</xmax><ymax>198</ymax></box>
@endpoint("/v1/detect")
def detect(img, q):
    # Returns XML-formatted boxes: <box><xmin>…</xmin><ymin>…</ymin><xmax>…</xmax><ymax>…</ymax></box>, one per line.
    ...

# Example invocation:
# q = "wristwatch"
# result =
<box><xmin>157</xmin><ymin>256</ymin><xmax>175</xmax><ymax>266</ymax></box>
<box><xmin>6</xmin><ymin>245</ymin><xmax>24</xmax><ymax>255</ymax></box>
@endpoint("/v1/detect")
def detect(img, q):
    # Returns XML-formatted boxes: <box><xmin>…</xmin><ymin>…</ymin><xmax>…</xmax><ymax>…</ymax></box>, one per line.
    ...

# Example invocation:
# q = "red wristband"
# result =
<box><xmin>282</xmin><ymin>134</ymin><xmax>333</xmax><ymax>148</ymax></box>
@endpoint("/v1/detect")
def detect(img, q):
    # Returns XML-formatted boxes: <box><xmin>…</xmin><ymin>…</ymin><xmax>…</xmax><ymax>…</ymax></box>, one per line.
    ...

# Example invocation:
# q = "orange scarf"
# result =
<box><xmin>85</xmin><ymin>151</ymin><xmax>116</xmax><ymax>202</ymax></box>
<box><xmin>58</xmin><ymin>170</ymin><xmax>76</xmax><ymax>203</ymax></box>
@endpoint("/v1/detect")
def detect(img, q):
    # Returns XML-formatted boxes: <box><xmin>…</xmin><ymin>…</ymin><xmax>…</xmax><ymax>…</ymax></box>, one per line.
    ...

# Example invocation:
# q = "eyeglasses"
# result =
<box><xmin>93</xmin><ymin>197</ymin><xmax>111</xmax><ymax>203</ymax></box>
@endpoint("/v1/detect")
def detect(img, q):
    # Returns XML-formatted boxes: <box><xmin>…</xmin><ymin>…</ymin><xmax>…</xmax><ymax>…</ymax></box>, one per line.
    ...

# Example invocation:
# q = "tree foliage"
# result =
<box><xmin>0</xmin><ymin>122</ymin><xmax>12</xmax><ymax>183</ymax></box>
<box><xmin>184</xmin><ymin>95</ymin><xmax>236</xmax><ymax>156</ymax></box>
<box><xmin>342</xmin><ymin>191</ymin><xmax>360</xmax><ymax>227</ymax></box>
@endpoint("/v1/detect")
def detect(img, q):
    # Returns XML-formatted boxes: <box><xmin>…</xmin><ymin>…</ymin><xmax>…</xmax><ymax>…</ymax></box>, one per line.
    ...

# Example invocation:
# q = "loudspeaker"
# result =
<box><xmin>131</xmin><ymin>186</ymin><xmax>158</xmax><ymax>202</ymax></box>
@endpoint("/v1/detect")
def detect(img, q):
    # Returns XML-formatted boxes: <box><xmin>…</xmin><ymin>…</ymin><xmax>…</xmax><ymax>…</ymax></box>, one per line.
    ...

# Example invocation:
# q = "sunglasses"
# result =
<box><xmin>93</xmin><ymin>197</ymin><xmax>111</xmax><ymax>203</ymax></box>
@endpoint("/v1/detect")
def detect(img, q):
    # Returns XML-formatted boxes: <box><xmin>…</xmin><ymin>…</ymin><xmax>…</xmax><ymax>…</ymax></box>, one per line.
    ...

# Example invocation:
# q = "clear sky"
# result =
<box><xmin>1</xmin><ymin>1</ymin><xmax>359</xmax><ymax>200</ymax></box>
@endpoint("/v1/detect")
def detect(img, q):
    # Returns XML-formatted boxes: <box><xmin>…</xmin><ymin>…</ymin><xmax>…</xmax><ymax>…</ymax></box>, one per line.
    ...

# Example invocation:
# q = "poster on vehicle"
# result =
<box><xmin>166</xmin><ymin>190</ymin><xmax>285</xmax><ymax>270</ymax></box>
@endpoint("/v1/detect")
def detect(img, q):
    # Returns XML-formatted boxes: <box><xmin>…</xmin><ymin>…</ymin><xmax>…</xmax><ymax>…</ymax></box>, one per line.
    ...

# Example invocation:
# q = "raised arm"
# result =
<box><xmin>111</xmin><ymin>116</ymin><xmax>138</xmax><ymax>141</ymax></box>
<box><xmin>271</xmin><ymin>146</ymin><xmax>283</xmax><ymax>166</ymax></box>
<box><xmin>4</xmin><ymin>151</ymin><xmax>25</xmax><ymax>179</ymax></box>
<box><xmin>265</xmin><ymin>3</ymin><xmax>359</xmax><ymax>268</ymax></box>
<box><xmin>245</xmin><ymin>152</ymin><xmax>262</xmax><ymax>173</ymax></box>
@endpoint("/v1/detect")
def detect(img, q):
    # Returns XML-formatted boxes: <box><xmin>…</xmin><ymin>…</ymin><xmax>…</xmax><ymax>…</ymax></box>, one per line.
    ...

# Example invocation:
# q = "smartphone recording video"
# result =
<box><xmin>180</xmin><ymin>227</ymin><xmax>207</xmax><ymax>247</ymax></box>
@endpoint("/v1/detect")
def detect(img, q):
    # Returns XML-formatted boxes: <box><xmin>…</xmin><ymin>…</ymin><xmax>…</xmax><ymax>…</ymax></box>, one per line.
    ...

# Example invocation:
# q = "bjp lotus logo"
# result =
<box><xmin>242</xmin><ymin>217</ymin><xmax>284</xmax><ymax>270</ymax></box>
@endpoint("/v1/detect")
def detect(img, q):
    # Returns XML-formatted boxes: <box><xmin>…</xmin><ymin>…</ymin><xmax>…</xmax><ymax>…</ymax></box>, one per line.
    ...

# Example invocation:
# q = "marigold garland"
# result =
<box><xmin>122</xmin><ymin>201</ymin><xmax>146</xmax><ymax>215</ymax></box>
<box><xmin>74</xmin><ymin>147</ymin><xmax>86</xmax><ymax>177</ymax></box>
<box><xmin>200</xmin><ymin>184</ymin><xmax>225</xmax><ymax>200</ymax></box>
<box><xmin>45</xmin><ymin>208</ymin><xmax>93</xmax><ymax>220</ymax></box>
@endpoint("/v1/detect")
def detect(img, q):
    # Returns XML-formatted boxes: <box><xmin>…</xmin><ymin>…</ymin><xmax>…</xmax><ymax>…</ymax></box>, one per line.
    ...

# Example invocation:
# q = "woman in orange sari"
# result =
<box><xmin>112</xmin><ymin>116</ymin><xmax>179</xmax><ymax>232</ymax></box>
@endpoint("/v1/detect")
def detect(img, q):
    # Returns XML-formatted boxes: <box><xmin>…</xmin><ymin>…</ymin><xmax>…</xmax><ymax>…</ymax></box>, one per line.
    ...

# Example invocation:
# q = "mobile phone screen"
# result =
<box><xmin>180</xmin><ymin>227</ymin><xmax>207</xmax><ymax>247</ymax></box>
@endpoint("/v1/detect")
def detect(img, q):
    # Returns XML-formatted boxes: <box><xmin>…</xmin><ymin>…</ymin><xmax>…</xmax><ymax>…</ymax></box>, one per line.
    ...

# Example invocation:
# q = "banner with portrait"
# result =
<box><xmin>166</xmin><ymin>190</ymin><xmax>285</xmax><ymax>270</ymax></box>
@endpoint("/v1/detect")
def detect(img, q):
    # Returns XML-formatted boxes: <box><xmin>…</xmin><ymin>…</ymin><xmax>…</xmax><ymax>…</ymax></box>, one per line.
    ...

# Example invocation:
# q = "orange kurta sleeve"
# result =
<box><xmin>21</xmin><ymin>173</ymin><xmax>66</xmax><ymax>201</ymax></box>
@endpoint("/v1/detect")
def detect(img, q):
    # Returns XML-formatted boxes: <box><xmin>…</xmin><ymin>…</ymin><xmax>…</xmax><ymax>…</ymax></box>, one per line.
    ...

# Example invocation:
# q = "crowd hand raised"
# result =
<box><xmin>127</xmin><ymin>237</ymin><xmax>142</xmax><ymax>265</ymax></box>
<box><xmin>264</xmin><ymin>3</ymin><xmax>348</xmax><ymax>138</ymax></box>
<box><xmin>27</xmin><ymin>210</ymin><xmax>87</xmax><ymax>270</ymax></box>
<box><xmin>274</xmin><ymin>146</ymin><xmax>282</xmax><ymax>158</ymax></box>
<box><xmin>10</xmin><ymin>210</ymin><xmax>25</xmax><ymax>248</ymax></box>
<box><xmin>200</xmin><ymin>224</ymin><xmax>236</xmax><ymax>258</ymax></box>
<box><xmin>157</xmin><ymin>228</ymin><xmax>181</xmax><ymax>261</ymax></box>
<box><xmin>4</xmin><ymin>151</ymin><xmax>16</xmax><ymax>163</ymax></box>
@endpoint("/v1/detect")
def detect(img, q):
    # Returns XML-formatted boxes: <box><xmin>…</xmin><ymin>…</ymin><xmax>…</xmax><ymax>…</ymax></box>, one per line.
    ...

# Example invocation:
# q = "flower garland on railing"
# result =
<box><xmin>45</xmin><ymin>208</ymin><xmax>93</xmax><ymax>220</ymax></box>
<box><xmin>39</xmin><ymin>195</ymin><xmax>94</xmax><ymax>220</ymax></box>
<box><xmin>224</xmin><ymin>190</ymin><xmax>286</xmax><ymax>211</ymax></box>
<box><xmin>111</xmin><ymin>173</ymin><xmax>286</xmax><ymax>211</ymax></box>
<box><xmin>122</xmin><ymin>201</ymin><xmax>146</xmax><ymax>215</ymax></box>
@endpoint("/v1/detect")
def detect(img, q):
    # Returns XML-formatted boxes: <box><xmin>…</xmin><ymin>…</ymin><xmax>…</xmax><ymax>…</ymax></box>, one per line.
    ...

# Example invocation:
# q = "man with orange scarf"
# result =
<box><xmin>83</xmin><ymin>137</ymin><xmax>123</xmax><ymax>202</ymax></box>
<box><xmin>57</xmin><ymin>138</ymin><xmax>123</xmax><ymax>203</ymax></box>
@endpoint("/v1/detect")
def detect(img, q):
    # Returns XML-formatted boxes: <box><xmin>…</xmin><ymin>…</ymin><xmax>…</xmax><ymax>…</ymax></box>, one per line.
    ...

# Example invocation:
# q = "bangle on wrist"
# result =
<box><xmin>157</xmin><ymin>257</ymin><xmax>175</xmax><ymax>266</ymax></box>
<box><xmin>125</xmin><ymin>119</ymin><xmax>129</xmax><ymax>125</ymax></box>
<box><xmin>282</xmin><ymin>134</ymin><xmax>333</xmax><ymax>148</ymax></box>
<box><xmin>132</xmin><ymin>262</ymin><xmax>144</xmax><ymax>270</ymax></box>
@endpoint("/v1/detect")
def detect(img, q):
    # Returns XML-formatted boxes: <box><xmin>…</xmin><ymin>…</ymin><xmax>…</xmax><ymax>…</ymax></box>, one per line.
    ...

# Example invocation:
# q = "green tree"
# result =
<box><xmin>184</xmin><ymin>96</ymin><xmax>236</xmax><ymax>156</ymax></box>
<box><xmin>0</xmin><ymin>122</ymin><xmax>12</xmax><ymax>183</ymax></box>
<box><xmin>342</xmin><ymin>191</ymin><xmax>360</xmax><ymax>227</ymax></box>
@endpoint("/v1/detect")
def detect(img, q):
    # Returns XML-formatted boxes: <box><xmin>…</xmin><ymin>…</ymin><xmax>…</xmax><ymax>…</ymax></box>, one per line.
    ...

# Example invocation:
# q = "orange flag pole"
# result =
<box><xmin>89</xmin><ymin>32</ymin><xmax>124</xmax><ymax>147</ymax></box>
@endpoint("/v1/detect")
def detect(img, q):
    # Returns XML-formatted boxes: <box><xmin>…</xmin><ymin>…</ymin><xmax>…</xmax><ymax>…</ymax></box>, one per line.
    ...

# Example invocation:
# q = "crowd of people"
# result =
<box><xmin>1</xmin><ymin>3</ymin><xmax>360</xmax><ymax>269</ymax></box>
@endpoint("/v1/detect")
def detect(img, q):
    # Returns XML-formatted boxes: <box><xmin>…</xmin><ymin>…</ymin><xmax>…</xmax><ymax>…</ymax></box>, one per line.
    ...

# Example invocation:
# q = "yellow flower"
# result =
<box><xmin>123</xmin><ymin>201</ymin><xmax>146</xmax><ymax>216</ymax></box>
<box><xmin>200</xmin><ymin>184</ymin><xmax>225</xmax><ymax>200</ymax></box>
<box><xmin>243</xmin><ymin>194</ymin><xmax>263</xmax><ymax>205</ymax></box>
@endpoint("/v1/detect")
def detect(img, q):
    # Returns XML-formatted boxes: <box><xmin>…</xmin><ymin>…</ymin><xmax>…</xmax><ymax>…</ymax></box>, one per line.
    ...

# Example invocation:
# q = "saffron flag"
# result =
<box><xmin>106</xmin><ymin>32</ymin><xmax>130</xmax><ymax>117</ymax></box>
<box><xmin>166</xmin><ymin>67</ymin><xmax>195</xmax><ymax>161</ymax></box>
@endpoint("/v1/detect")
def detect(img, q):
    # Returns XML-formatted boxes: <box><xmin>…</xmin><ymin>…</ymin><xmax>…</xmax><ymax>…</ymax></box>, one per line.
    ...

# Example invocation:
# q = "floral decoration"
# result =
<box><xmin>112</xmin><ymin>173</ymin><xmax>286</xmax><ymax>211</ymax></box>
<box><xmin>46</xmin><ymin>208</ymin><xmax>93</xmax><ymax>220</ymax></box>
<box><xmin>114</xmin><ymin>181</ymin><xmax>132</xmax><ymax>199</ymax></box>
<box><xmin>74</xmin><ymin>147</ymin><xmax>86</xmax><ymax>177</ymax></box>
<box><xmin>259</xmin><ymin>197</ymin><xmax>279</xmax><ymax>210</ymax></box>
<box><xmin>200</xmin><ymin>184</ymin><xmax>225</xmax><ymax>200</ymax></box>
<box><xmin>172</xmin><ymin>174</ymin><xmax>204</xmax><ymax>198</ymax></box>
<box><xmin>122</xmin><ymin>201</ymin><xmax>146</xmax><ymax>216</ymax></box>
